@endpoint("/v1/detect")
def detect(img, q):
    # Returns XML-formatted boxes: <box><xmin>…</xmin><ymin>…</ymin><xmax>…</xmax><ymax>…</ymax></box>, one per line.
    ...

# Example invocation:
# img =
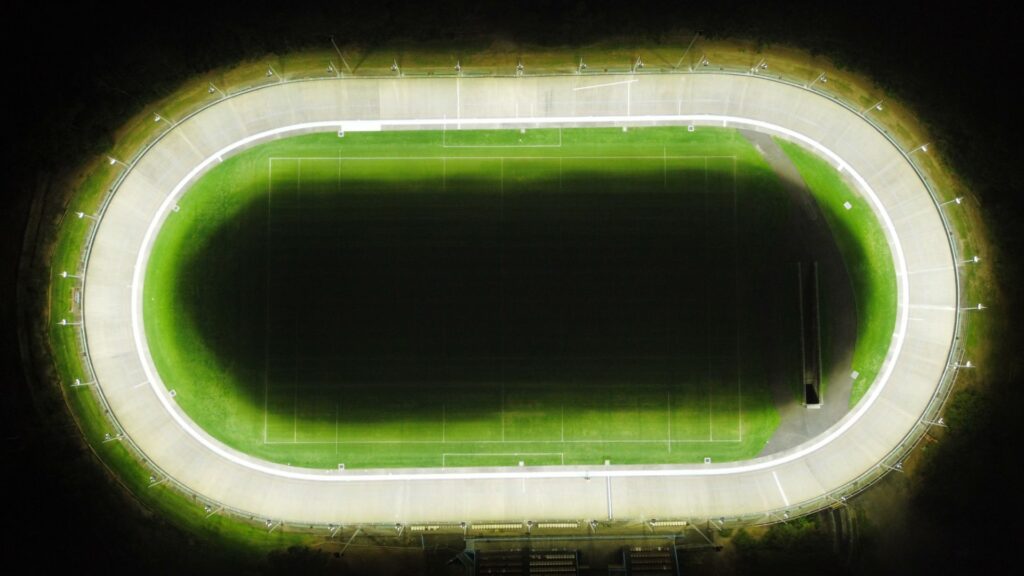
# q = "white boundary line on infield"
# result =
<box><xmin>130</xmin><ymin>114</ymin><xmax>909</xmax><ymax>483</ymax></box>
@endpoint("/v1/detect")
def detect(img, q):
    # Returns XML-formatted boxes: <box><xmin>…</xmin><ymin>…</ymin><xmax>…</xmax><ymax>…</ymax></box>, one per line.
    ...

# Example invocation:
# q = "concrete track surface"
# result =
<box><xmin>83</xmin><ymin>73</ymin><xmax>955</xmax><ymax>524</ymax></box>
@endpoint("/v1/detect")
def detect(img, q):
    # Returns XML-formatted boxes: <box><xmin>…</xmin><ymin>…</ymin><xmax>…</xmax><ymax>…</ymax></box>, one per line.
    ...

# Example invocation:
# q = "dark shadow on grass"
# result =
<box><xmin>159</xmin><ymin>163</ymin><xmax>862</xmax><ymax>433</ymax></box>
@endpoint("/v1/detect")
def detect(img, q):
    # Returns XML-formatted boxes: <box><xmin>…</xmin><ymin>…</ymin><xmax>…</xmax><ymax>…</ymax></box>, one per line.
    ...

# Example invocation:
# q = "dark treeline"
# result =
<box><xmin>4</xmin><ymin>1</ymin><xmax>1022</xmax><ymax>574</ymax></box>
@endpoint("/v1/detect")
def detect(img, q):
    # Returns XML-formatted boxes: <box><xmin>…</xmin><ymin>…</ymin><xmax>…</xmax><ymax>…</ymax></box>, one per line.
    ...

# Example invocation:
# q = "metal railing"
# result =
<box><xmin>54</xmin><ymin>48</ymin><xmax>975</xmax><ymax>534</ymax></box>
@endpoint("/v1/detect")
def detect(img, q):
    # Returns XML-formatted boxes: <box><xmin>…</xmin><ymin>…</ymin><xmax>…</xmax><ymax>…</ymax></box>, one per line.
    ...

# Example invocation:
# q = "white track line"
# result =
<box><xmin>130</xmin><ymin>114</ymin><xmax>910</xmax><ymax>483</ymax></box>
<box><xmin>772</xmin><ymin>471</ymin><xmax>791</xmax><ymax>506</ymax></box>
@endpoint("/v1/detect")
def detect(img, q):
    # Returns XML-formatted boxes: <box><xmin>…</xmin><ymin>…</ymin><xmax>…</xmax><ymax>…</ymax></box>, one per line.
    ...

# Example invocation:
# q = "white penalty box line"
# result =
<box><xmin>264</xmin><ymin>153</ymin><xmax>745</xmax><ymax>447</ymax></box>
<box><xmin>443</xmin><ymin>452</ymin><xmax>565</xmax><ymax>466</ymax></box>
<box><xmin>263</xmin><ymin>437</ymin><xmax>744</xmax><ymax>445</ymax></box>
<box><xmin>441</xmin><ymin>126</ymin><xmax>564</xmax><ymax>148</ymax></box>
<box><xmin>267</xmin><ymin>154</ymin><xmax>738</xmax><ymax>161</ymax></box>
<box><xmin>268</xmin><ymin>155</ymin><xmax>739</xmax><ymax>198</ymax></box>
<box><xmin>131</xmin><ymin>115</ymin><xmax>911</xmax><ymax>484</ymax></box>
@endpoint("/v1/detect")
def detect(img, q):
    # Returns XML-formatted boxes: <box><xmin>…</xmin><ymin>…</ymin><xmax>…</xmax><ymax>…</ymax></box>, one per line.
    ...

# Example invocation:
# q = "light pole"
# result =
<box><xmin>674</xmin><ymin>32</ymin><xmax>700</xmax><ymax>69</ymax></box>
<box><xmin>391</xmin><ymin>59</ymin><xmax>400</xmax><ymax>75</ymax></box>
<box><xmin>908</xmin><ymin>142</ymin><xmax>931</xmax><ymax>155</ymax></box>
<box><xmin>751</xmin><ymin>57</ymin><xmax>767</xmax><ymax>74</ymax></box>
<box><xmin>329</xmin><ymin>36</ymin><xmax>353</xmax><ymax>73</ymax></box>
<box><xmin>961</xmin><ymin>255</ymin><xmax>981</xmax><ymax>265</ymax></box>
<box><xmin>692</xmin><ymin>53</ymin><xmax>709</xmax><ymax>71</ymax></box>
<box><xmin>153</xmin><ymin>113</ymin><xmax>175</xmax><ymax>127</ymax></box>
<box><xmin>631</xmin><ymin>55</ymin><xmax>644</xmax><ymax>73</ymax></box>
<box><xmin>881</xmin><ymin>461</ymin><xmax>904</xmax><ymax>473</ymax></box>
<box><xmin>75</xmin><ymin>211</ymin><xmax>97</xmax><ymax>221</ymax></box>
<box><xmin>106</xmin><ymin>155</ymin><xmax>128</xmax><ymax>168</ymax></box>
<box><xmin>455</xmin><ymin>60</ymin><xmax>462</xmax><ymax>75</ymax></box>
<box><xmin>266</xmin><ymin>65</ymin><xmax>281</xmax><ymax>82</ymax></box>
<box><xmin>807</xmin><ymin>72</ymin><xmax>828</xmax><ymax>89</ymax></box>
<box><xmin>71</xmin><ymin>378</ymin><xmax>94</xmax><ymax>387</ymax></box>
<box><xmin>577</xmin><ymin>57</ymin><xmax>586</xmax><ymax>74</ymax></box>
<box><xmin>960</xmin><ymin>303</ymin><xmax>985</xmax><ymax>311</ymax></box>
<box><xmin>516</xmin><ymin>59</ymin><xmax>524</xmax><ymax>76</ymax></box>
<box><xmin>828</xmin><ymin>494</ymin><xmax>848</xmax><ymax>507</ymax></box>
<box><xmin>939</xmin><ymin>196</ymin><xmax>962</xmax><ymax>207</ymax></box>
<box><xmin>60</xmin><ymin>271</ymin><xmax>81</xmax><ymax>279</ymax></box>
<box><xmin>952</xmin><ymin>360</ymin><xmax>974</xmax><ymax>369</ymax></box>
<box><xmin>327</xmin><ymin>61</ymin><xmax>340</xmax><ymax>78</ymax></box>
<box><xmin>860</xmin><ymin>99</ymin><xmax>884</xmax><ymax>115</ymax></box>
<box><xmin>207</xmin><ymin>82</ymin><xmax>226</xmax><ymax>97</ymax></box>
<box><xmin>58</xmin><ymin>318</ymin><xmax>81</xmax><ymax>326</ymax></box>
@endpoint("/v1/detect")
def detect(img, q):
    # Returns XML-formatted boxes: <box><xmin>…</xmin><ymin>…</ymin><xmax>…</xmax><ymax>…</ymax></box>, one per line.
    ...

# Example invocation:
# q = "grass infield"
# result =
<box><xmin>142</xmin><ymin>126</ymin><xmax>872</xmax><ymax>469</ymax></box>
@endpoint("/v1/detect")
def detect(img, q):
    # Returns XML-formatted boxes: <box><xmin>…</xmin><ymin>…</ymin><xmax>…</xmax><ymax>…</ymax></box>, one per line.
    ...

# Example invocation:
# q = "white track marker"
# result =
<box><xmin>573</xmin><ymin>79</ymin><xmax>639</xmax><ymax>91</ymax></box>
<box><xmin>772</xmin><ymin>471</ymin><xmax>791</xmax><ymax>506</ymax></box>
<box><xmin>129</xmin><ymin>114</ymin><xmax>911</xmax><ymax>484</ymax></box>
<box><xmin>606</xmin><ymin>476</ymin><xmax>614</xmax><ymax>520</ymax></box>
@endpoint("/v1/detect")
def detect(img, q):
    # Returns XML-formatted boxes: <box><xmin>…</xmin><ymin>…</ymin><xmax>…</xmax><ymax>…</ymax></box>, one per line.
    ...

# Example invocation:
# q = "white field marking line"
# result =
<box><xmin>772</xmin><ymin>470</ymin><xmax>791</xmax><ymax>506</ymax></box>
<box><xmin>263</xmin><ymin>437</ymin><xmax>742</xmax><ymax>445</ymax></box>
<box><xmin>663</xmin><ymin>147</ymin><xmax>667</xmax><ymax>189</ymax></box>
<box><xmin>263</xmin><ymin>159</ymin><xmax>272</xmax><ymax>445</ymax></box>
<box><xmin>131</xmin><ymin>114</ymin><xmax>911</xmax><ymax>483</ymax></box>
<box><xmin>705</xmin><ymin>156</ymin><xmax>713</xmax><ymax>443</ymax></box>
<box><xmin>132</xmin><ymin>381</ymin><xmax>148</xmax><ymax>389</ymax></box>
<box><xmin>441</xmin><ymin>127</ymin><xmax>563</xmax><ymax>148</ymax></box>
<box><xmin>268</xmin><ymin>155</ymin><xmax>736</xmax><ymax>161</ymax></box>
<box><xmin>572</xmin><ymin>78</ymin><xmax>638</xmax><ymax>91</ymax></box>
<box><xmin>442</xmin><ymin>453</ymin><xmax>565</xmax><ymax>466</ymax></box>
<box><xmin>293</xmin><ymin>160</ymin><xmax>301</xmax><ymax>444</ymax></box>
<box><xmin>735</xmin><ymin>157</ymin><xmax>742</xmax><ymax>442</ymax></box>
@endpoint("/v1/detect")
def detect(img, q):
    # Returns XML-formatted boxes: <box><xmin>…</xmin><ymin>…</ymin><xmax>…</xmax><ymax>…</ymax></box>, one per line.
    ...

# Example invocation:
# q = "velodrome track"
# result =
<box><xmin>82</xmin><ymin>73</ymin><xmax>956</xmax><ymax>524</ymax></box>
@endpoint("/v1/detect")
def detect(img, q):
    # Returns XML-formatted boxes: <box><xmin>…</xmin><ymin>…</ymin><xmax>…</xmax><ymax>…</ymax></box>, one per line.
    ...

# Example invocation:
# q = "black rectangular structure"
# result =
<box><xmin>798</xmin><ymin>262</ymin><xmax>822</xmax><ymax>407</ymax></box>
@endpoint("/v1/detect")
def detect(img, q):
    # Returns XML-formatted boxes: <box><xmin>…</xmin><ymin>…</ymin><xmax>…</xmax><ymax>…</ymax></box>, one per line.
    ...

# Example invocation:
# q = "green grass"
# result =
<box><xmin>776</xmin><ymin>139</ymin><xmax>898</xmax><ymax>407</ymax></box>
<box><xmin>142</xmin><ymin>126</ymin><xmax>832</xmax><ymax>469</ymax></box>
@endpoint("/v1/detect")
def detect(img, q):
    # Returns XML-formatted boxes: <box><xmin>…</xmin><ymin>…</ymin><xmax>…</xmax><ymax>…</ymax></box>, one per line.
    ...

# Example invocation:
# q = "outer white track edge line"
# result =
<box><xmin>128</xmin><ymin>113</ymin><xmax>910</xmax><ymax>484</ymax></box>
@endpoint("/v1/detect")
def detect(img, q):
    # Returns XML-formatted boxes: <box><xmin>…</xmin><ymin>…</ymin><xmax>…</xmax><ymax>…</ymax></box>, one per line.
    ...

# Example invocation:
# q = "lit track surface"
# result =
<box><xmin>82</xmin><ymin>74</ymin><xmax>956</xmax><ymax>524</ymax></box>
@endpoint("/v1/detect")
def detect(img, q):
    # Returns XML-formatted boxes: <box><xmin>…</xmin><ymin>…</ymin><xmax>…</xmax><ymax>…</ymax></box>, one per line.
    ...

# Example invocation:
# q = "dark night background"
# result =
<box><xmin>4</xmin><ymin>1</ymin><xmax>1022</xmax><ymax>573</ymax></box>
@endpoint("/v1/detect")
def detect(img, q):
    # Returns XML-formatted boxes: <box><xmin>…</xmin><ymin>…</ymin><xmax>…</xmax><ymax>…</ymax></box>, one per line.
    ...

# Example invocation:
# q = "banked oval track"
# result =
<box><xmin>82</xmin><ymin>73</ymin><xmax>956</xmax><ymax>524</ymax></box>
